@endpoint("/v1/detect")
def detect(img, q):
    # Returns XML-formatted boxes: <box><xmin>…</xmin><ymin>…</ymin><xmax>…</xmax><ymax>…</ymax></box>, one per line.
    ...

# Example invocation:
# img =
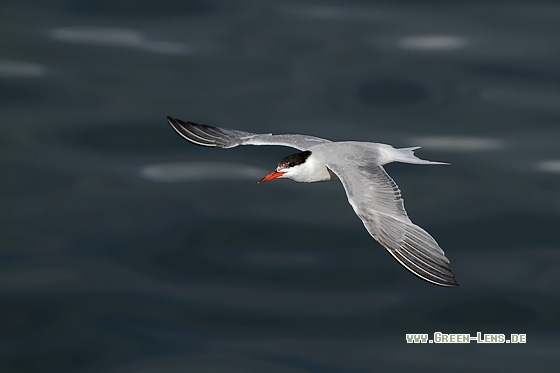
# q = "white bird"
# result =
<box><xmin>167</xmin><ymin>116</ymin><xmax>458</xmax><ymax>287</ymax></box>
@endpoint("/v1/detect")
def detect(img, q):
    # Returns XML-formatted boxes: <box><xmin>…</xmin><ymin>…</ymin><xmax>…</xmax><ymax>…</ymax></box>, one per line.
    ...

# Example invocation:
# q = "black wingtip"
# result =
<box><xmin>166</xmin><ymin>116</ymin><xmax>191</xmax><ymax>132</ymax></box>
<box><xmin>167</xmin><ymin>116</ymin><xmax>184</xmax><ymax>133</ymax></box>
<box><xmin>441</xmin><ymin>278</ymin><xmax>459</xmax><ymax>288</ymax></box>
<box><xmin>429</xmin><ymin>278</ymin><xmax>459</xmax><ymax>288</ymax></box>
<box><xmin>444</xmin><ymin>277</ymin><xmax>459</xmax><ymax>287</ymax></box>
<box><xmin>167</xmin><ymin>116</ymin><xmax>179</xmax><ymax>128</ymax></box>
<box><xmin>167</xmin><ymin>116</ymin><xmax>202</xmax><ymax>128</ymax></box>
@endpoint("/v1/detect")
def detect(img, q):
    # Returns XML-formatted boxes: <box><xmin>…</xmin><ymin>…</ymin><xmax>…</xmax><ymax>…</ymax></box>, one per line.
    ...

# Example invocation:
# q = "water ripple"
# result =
<box><xmin>0</xmin><ymin>60</ymin><xmax>47</xmax><ymax>78</ymax></box>
<box><xmin>280</xmin><ymin>5</ymin><xmax>390</xmax><ymax>21</ymax></box>
<box><xmin>49</xmin><ymin>27</ymin><xmax>191</xmax><ymax>55</ymax></box>
<box><xmin>411</xmin><ymin>136</ymin><xmax>505</xmax><ymax>151</ymax></box>
<box><xmin>141</xmin><ymin>162</ymin><xmax>268</xmax><ymax>182</ymax></box>
<box><xmin>397</xmin><ymin>35</ymin><xmax>469</xmax><ymax>51</ymax></box>
<box><xmin>536</xmin><ymin>160</ymin><xmax>560</xmax><ymax>173</ymax></box>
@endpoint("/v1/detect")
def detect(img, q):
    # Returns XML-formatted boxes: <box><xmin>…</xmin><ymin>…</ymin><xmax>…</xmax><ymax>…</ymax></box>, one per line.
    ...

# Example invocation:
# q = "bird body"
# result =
<box><xmin>167</xmin><ymin>116</ymin><xmax>458</xmax><ymax>287</ymax></box>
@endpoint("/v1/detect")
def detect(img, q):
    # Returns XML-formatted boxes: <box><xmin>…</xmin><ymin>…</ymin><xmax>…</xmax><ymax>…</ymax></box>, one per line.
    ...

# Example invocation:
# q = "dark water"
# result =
<box><xmin>2</xmin><ymin>1</ymin><xmax>560</xmax><ymax>372</ymax></box>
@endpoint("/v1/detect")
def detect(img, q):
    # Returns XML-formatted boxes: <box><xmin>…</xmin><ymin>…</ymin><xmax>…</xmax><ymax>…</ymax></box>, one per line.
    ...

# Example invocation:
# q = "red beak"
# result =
<box><xmin>258</xmin><ymin>171</ymin><xmax>285</xmax><ymax>183</ymax></box>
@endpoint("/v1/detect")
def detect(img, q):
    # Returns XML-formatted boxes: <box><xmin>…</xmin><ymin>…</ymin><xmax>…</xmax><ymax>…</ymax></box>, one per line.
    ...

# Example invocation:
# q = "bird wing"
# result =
<box><xmin>167</xmin><ymin>116</ymin><xmax>331</xmax><ymax>151</ymax></box>
<box><xmin>325</xmin><ymin>156</ymin><xmax>458</xmax><ymax>287</ymax></box>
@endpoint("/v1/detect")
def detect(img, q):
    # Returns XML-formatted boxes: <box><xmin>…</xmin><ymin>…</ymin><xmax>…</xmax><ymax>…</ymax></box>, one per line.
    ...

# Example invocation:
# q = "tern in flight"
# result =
<box><xmin>167</xmin><ymin>116</ymin><xmax>458</xmax><ymax>287</ymax></box>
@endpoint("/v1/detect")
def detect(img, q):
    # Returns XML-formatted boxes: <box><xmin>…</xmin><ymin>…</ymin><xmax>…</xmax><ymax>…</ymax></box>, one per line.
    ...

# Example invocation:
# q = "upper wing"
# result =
<box><xmin>326</xmin><ymin>157</ymin><xmax>458</xmax><ymax>287</ymax></box>
<box><xmin>167</xmin><ymin>116</ymin><xmax>331</xmax><ymax>151</ymax></box>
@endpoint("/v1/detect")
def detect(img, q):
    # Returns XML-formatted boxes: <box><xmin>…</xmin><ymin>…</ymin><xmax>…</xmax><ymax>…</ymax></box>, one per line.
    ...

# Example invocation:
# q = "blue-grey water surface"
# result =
<box><xmin>2</xmin><ymin>1</ymin><xmax>560</xmax><ymax>372</ymax></box>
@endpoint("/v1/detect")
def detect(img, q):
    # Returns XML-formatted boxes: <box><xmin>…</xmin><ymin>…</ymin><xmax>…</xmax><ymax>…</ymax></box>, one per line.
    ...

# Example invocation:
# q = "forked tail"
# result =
<box><xmin>379</xmin><ymin>144</ymin><xmax>449</xmax><ymax>165</ymax></box>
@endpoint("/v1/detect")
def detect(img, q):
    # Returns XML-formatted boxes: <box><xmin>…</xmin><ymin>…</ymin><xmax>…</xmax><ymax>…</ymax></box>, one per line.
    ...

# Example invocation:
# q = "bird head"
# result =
<box><xmin>258</xmin><ymin>151</ymin><xmax>312</xmax><ymax>183</ymax></box>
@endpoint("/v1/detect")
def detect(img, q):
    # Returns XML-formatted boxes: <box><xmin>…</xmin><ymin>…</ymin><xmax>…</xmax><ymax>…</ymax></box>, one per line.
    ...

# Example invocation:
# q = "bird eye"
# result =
<box><xmin>288</xmin><ymin>162</ymin><xmax>295</xmax><ymax>167</ymax></box>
